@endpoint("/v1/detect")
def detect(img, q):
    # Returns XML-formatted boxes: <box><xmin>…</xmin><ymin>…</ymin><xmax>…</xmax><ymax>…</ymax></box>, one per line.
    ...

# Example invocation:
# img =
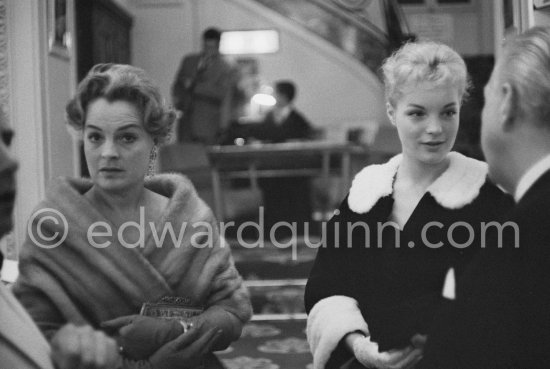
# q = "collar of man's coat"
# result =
<box><xmin>348</xmin><ymin>152</ymin><xmax>488</xmax><ymax>214</ymax></box>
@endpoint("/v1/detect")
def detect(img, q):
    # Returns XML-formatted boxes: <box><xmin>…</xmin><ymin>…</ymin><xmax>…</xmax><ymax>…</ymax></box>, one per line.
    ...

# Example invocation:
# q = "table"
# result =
<box><xmin>206</xmin><ymin>141</ymin><xmax>368</xmax><ymax>221</ymax></box>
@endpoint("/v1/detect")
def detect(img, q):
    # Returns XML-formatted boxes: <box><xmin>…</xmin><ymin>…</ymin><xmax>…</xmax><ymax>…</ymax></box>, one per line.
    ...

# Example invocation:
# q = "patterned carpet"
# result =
<box><xmin>218</xmin><ymin>320</ymin><xmax>311</xmax><ymax>369</ymax></box>
<box><xmin>217</xmin><ymin>237</ymin><xmax>318</xmax><ymax>368</ymax></box>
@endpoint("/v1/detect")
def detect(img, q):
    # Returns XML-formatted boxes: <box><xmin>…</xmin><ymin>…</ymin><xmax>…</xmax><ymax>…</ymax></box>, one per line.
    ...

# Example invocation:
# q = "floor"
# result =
<box><xmin>217</xmin><ymin>236</ymin><xmax>319</xmax><ymax>369</ymax></box>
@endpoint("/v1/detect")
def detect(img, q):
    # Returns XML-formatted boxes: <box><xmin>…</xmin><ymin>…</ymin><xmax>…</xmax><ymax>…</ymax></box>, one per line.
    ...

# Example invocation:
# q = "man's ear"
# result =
<box><xmin>386</xmin><ymin>102</ymin><xmax>396</xmax><ymax>126</ymax></box>
<box><xmin>500</xmin><ymin>82</ymin><xmax>517</xmax><ymax>131</ymax></box>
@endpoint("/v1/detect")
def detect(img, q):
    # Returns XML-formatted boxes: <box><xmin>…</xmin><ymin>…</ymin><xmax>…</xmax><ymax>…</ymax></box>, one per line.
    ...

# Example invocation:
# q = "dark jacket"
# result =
<box><xmin>419</xmin><ymin>170</ymin><xmax>550</xmax><ymax>369</ymax></box>
<box><xmin>305</xmin><ymin>152</ymin><xmax>513</xmax><ymax>369</ymax></box>
<box><xmin>253</xmin><ymin>109</ymin><xmax>312</xmax><ymax>142</ymax></box>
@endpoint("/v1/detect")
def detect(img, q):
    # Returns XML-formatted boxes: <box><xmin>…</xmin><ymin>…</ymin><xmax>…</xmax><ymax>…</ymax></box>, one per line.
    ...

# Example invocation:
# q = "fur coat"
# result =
<box><xmin>14</xmin><ymin>173</ymin><xmax>252</xmax><ymax>344</ymax></box>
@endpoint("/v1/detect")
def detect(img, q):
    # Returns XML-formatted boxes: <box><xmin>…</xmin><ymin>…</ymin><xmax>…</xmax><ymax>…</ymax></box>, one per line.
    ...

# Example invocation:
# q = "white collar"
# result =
<box><xmin>348</xmin><ymin>152</ymin><xmax>488</xmax><ymax>214</ymax></box>
<box><xmin>514</xmin><ymin>154</ymin><xmax>550</xmax><ymax>202</ymax></box>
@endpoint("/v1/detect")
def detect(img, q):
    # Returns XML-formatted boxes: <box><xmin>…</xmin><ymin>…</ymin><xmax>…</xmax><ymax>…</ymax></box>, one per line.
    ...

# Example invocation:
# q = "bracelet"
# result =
<box><xmin>179</xmin><ymin>320</ymin><xmax>193</xmax><ymax>334</ymax></box>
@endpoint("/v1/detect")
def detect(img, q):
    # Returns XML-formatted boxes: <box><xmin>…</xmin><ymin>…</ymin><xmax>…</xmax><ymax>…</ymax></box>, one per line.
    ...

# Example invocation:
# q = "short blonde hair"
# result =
<box><xmin>382</xmin><ymin>41</ymin><xmax>470</xmax><ymax>106</ymax></box>
<box><xmin>66</xmin><ymin>64</ymin><xmax>176</xmax><ymax>145</ymax></box>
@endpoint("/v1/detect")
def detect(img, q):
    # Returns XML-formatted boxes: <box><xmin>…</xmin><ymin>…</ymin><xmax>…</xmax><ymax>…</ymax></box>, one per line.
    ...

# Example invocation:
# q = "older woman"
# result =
<box><xmin>14</xmin><ymin>64</ymin><xmax>252</xmax><ymax>368</ymax></box>
<box><xmin>305</xmin><ymin>42</ymin><xmax>513</xmax><ymax>369</ymax></box>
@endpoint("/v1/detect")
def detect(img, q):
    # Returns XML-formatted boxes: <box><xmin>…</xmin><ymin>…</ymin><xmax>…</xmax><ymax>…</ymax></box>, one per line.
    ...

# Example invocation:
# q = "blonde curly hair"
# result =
<box><xmin>382</xmin><ymin>41</ymin><xmax>470</xmax><ymax>107</ymax></box>
<box><xmin>66</xmin><ymin>63</ymin><xmax>176</xmax><ymax>145</ymax></box>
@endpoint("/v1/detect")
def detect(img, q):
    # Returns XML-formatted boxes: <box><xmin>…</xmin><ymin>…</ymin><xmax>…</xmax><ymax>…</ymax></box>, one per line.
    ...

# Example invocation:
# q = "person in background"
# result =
<box><xmin>0</xmin><ymin>109</ymin><xmax>120</xmax><ymax>369</ymax></box>
<box><xmin>250</xmin><ymin>80</ymin><xmax>313</xmax><ymax>142</ymax></box>
<box><xmin>172</xmin><ymin>27</ymin><xmax>235</xmax><ymax>144</ymax></box>
<box><xmin>419</xmin><ymin>26</ymin><xmax>550</xmax><ymax>369</ymax></box>
<box><xmin>305</xmin><ymin>42</ymin><xmax>513</xmax><ymax>369</ymax></box>
<box><xmin>13</xmin><ymin>64</ymin><xmax>252</xmax><ymax>369</ymax></box>
<box><xmin>254</xmin><ymin>80</ymin><xmax>314</xmax><ymax>234</ymax></box>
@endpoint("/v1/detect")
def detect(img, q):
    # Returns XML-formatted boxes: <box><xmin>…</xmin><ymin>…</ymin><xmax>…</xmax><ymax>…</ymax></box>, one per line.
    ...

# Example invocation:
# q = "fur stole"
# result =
<box><xmin>14</xmin><ymin>173</ymin><xmax>251</xmax><ymax>338</ymax></box>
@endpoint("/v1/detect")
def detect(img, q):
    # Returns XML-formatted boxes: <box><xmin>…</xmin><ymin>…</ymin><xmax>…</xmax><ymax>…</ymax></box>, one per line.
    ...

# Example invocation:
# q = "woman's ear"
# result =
<box><xmin>386</xmin><ymin>102</ymin><xmax>396</xmax><ymax>126</ymax></box>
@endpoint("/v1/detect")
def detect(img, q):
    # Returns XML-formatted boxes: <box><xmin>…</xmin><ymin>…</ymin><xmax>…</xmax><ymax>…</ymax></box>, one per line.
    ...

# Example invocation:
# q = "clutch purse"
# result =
<box><xmin>140</xmin><ymin>296</ymin><xmax>204</xmax><ymax>320</ymax></box>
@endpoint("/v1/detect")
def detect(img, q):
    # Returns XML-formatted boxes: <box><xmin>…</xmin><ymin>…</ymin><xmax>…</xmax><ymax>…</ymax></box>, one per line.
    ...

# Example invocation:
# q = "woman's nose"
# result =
<box><xmin>101</xmin><ymin>139</ymin><xmax>119</xmax><ymax>158</ymax></box>
<box><xmin>426</xmin><ymin>117</ymin><xmax>443</xmax><ymax>134</ymax></box>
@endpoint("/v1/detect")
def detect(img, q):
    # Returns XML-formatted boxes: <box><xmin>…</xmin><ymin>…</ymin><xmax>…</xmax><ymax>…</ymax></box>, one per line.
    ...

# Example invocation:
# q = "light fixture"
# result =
<box><xmin>220</xmin><ymin>30</ymin><xmax>280</xmax><ymax>55</ymax></box>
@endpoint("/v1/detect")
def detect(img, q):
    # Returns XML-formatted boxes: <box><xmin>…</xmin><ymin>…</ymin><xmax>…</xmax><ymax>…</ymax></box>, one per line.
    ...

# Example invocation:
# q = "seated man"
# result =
<box><xmin>249</xmin><ymin>80</ymin><xmax>313</xmax><ymax>143</ymax></box>
<box><xmin>254</xmin><ymin>80</ymin><xmax>314</xmax><ymax>235</ymax></box>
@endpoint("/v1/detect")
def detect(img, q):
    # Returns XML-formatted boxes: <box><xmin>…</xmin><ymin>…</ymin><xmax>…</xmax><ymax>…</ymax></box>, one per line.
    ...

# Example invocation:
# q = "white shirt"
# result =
<box><xmin>272</xmin><ymin>105</ymin><xmax>292</xmax><ymax>125</ymax></box>
<box><xmin>515</xmin><ymin>154</ymin><xmax>550</xmax><ymax>202</ymax></box>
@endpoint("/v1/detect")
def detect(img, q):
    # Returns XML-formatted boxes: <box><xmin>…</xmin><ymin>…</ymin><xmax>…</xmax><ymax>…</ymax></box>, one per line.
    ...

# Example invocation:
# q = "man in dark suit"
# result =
<box><xmin>419</xmin><ymin>26</ymin><xmax>550</xmax><ymax>368</ymax></box>
<box><xmin>172</xmin><ymin>27</ymin><xmax>235</xmax><ymax>144</ymax></box>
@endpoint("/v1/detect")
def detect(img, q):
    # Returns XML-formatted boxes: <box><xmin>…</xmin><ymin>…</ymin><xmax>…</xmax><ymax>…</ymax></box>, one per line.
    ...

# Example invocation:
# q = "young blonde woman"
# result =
<box><xmin>305</xmin><ymin>42</ymin><xmax>513</xmax><ymax>369</ymax></box>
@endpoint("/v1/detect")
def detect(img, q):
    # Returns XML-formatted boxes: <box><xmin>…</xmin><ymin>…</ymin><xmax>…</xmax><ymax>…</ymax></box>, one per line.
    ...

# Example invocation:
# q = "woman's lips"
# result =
<box><xmin>100</xmin><ymin>168</ymin><xmax>123</xmax><ymax>172</ymax></box>
<box><xmin>423</xmin><ymin>141</ymin><xmax>445</xmax><ymax>146</ymax></box>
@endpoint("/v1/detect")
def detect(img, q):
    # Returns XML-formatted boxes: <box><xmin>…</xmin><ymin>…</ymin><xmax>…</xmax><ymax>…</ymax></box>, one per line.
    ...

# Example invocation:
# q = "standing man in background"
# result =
<box><xmin>172</xmin><ymin>27</ymin><xmax>235</xmax><ymax>144</ymax></box>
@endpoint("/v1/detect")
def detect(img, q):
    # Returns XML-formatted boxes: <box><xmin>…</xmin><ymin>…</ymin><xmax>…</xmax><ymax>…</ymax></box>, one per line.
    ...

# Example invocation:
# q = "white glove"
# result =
<box><xmin>352</xmin><ymin>335</ymin><xmax>424</xmax><ymax>369</ymax></box>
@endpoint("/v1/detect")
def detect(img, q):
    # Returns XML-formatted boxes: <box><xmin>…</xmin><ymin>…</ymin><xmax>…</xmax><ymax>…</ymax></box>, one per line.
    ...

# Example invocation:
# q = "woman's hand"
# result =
<box><xmin>352</xmin><ymin>334</ymin><xmax>425</xmax><ymax>369</ymax></box>
<box><xmin>101</xmin><ymin>315</ymin><xmax>184</xmax><ymax>360</ymax></box>
<box><xmin>148</xmin><ymin>321</ymin><xmax>223</xmax><ymax>369</ymax></box>
<box><xmin>51</xmin><ymin>323</ymin><xmax>120</xmax><ymax>369</ymax></box>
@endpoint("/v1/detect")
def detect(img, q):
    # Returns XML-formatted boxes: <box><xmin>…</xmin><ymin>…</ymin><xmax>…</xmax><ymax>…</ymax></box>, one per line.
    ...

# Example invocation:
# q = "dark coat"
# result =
<box><xmin>419</xmin><ymin>170</ymin><xmax>550</xmax><ymax>369</ymax></box>
<box><xmin>305</xmin><ymin>152</ymin><xmax>513</xmax><ymax>368</ymax></box>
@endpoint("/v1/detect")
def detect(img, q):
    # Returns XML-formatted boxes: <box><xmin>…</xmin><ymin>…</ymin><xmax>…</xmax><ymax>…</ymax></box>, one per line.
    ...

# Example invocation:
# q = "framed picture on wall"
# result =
<box><xmin>534</xmin><ymin>0</ymin><xmax>550</xmax><ymax>9</ymax></box>
<box><xmin>48</xmin><ymin>0</ymin><xmax>70</xmax><ymax>59</ymax></box>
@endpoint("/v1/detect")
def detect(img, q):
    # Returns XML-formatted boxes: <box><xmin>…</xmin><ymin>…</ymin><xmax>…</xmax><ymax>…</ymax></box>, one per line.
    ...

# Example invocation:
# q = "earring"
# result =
<box><xmin>147</xmin><ymin>145</ymin><xmax>158</xmax><ymax>177</ymax></box>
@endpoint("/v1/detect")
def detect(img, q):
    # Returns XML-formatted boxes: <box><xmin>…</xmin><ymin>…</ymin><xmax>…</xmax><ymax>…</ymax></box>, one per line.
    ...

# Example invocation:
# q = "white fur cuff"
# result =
<box><xmin>307</xmin><ymin>296</ymin><xmax>369</xmax><ymax>369</ymax></box>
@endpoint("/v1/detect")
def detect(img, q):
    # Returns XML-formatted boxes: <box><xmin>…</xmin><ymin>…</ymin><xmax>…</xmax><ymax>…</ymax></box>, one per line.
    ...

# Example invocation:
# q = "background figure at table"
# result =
<box><xmin>251</xmin><ymin>80</ymin><xmax>313</xmax><ymax>143</ymax></box>
<box><xmin>257</xmin><ymin>80</ymin><xmax>314</xmax><ymax>235</ymax></box>
<box><xmin>172</xmin><ymin>27</ymin><xmax>235</xmax><ymax>144</ymax></box>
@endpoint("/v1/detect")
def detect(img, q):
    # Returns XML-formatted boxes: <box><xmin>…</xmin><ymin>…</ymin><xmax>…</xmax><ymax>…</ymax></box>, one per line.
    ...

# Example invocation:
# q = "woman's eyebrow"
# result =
<box><xmin>85</xmin><ymin>123</ymin><xmax>142</xmax><ymax>131</ymax></box>
<box><xmin>115</xmin><ymin>124</ymin><xmax>143</xmax><ymax>131</ymax></box>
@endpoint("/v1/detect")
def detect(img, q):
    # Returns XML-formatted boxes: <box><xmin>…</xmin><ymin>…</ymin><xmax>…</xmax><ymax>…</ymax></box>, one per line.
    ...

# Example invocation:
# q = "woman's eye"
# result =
<box><xmin>119</xmin><ymin>134</ymin><xmax>137</xmax><ymax>143</ymax></box>
<box><xmin>87</xmin><ymin>133</ymin><xmax>102</xmax><ymax>143</ymax></box>
<box><xmin>443</xmin><ymin>110</ymin><xmax>457</xmax><ymax>118</ymax></box>
<box><xmin>407</xmin><ymin>111</ymin><xmax>425</xmax><ymax>118</ymax></box>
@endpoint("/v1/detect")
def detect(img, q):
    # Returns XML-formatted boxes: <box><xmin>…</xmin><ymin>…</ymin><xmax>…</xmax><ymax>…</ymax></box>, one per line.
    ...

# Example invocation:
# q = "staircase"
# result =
<box><xmin>252</xmin><ymin>0</ymin><xmax>412</xmax><ymax>76</ymax></box>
